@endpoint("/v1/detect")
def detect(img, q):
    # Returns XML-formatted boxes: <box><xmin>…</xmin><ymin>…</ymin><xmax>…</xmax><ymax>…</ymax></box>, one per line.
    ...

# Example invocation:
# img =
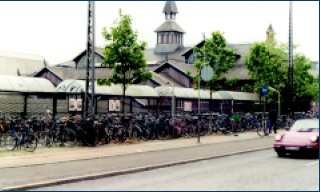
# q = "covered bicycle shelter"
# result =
<box><xmin>155</xmin><ymin>86</ymin><xmax>259</xmax><ymax>114</ymax></box>
<box><xmin>56</xmin><ymin>79</ymin><xmax>159</xmax><ymax>114</ymax></box>
<box><xmin>0</xmin><ymin>75</ymin><xmax>58</xmax><ymax>118</ymax></box>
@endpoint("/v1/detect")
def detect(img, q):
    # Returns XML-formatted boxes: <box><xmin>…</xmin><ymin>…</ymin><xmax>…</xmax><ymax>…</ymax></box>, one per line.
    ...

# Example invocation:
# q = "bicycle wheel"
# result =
<box><xmin>24</xmin><ymin>134</ymin><xmax>38</xmax><ymax>152</ymax></box>
<box><xmin>37</xmin><ymin>131</ymin><xmax>49</xmax><ymax>147</ymax></box>
<box><xmin>4</xmin><ymin>134</ymin><xmax>17</xmax><ymax>151</ymax></box>
<box><xmin>257</xmin><ymin>119</ymin><xmax>268</xmax><ymax>137</ymax></box>
<box><xmin>61</xmin><ymin>129</ymin><xmax>77</xmax><ymax>147</ymax></box>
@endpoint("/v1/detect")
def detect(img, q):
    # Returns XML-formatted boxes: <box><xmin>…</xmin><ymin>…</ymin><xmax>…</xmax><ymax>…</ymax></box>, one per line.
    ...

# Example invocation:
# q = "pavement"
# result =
<box><xmin>35</xmin><ymin>149</ymin><xmax>319</xmax><ymax>191</ymax></box>
<box><xmin>0</xmin><ymin>131</ymin><xmax>276</xmax><ymax>190</ymax></box>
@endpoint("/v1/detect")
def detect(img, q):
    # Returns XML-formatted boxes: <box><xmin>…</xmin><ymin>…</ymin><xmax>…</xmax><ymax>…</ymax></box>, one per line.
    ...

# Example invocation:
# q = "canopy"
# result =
<box><xmin>56</xmin><ymin>80</ymin><xmax>159</xmax><ymax>98</ymax></box>
<box><xmin>215</xmin><ymin>91</ymin><xmax>259</xmax><ymax>101</ymax></box>
<box><xmin>155</xmin><ymin>86</ymin><xmax>216</xmax><ymax>99</ymax></box>
<box><xmin>0</xmin><ymin>75</ymin><xmax>55</xmax><ymax>93</ymax></box>
<box><xmin>155</xmin><ymin>86</ymin><xmax>259</xmax><ymax>101</ymax></box>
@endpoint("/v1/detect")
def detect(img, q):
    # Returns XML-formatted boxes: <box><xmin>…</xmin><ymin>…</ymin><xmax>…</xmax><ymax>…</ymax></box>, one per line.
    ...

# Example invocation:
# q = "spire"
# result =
<box><xmin>154</xmin><ymin>1</ymin><xmax>184</xmax><ymax>54</ymax></box>
<box><xmin>266</xmin><ymin>24</ymin><xmax>275</xmax><ymax>44</ymax></box>
<box><xmin>163</xmin><ymin>1</ymin><xmax>178</xmax><ymax>20</ymax></box>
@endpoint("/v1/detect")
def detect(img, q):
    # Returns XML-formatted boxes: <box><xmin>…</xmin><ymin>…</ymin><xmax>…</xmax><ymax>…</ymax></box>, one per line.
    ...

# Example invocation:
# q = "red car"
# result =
<box><xmin>274</xmin><ymin>118</ymin><xmax>319</xmax><ymax>157</ymax></box>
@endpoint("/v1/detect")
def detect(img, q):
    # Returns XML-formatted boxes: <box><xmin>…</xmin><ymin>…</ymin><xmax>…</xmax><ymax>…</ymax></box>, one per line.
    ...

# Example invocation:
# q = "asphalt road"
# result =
<box><xmin>0</xmin><ymin>137</ymin><xmax>272</xmax><ymax>190</ymax></box>
<box><xmin>34</xmin><ymin>149</ymin><xmax>319</xmax><ymax>191</ymax></box>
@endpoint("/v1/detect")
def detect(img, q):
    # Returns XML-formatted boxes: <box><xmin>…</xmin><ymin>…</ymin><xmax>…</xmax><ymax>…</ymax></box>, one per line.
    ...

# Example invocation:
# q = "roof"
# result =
<box><xmin>39</xmin><ymin>66</ymin><xmax>113</xmax><ymax>80</ymax></box>
<box><xmin>163</xmin><ymin>1</ymin><xmax>178</xmax><ymax>14</ymax></box>
<box><xmin>143</xmin><ymin>47</ymin><xmax>189</xmax><ymax>64</ymax></box>
<box><xmin>154</xmin><ymin>60</ymin><xmax>197</xmax><ymax>77</ymax></box>
<box><xmin>154</xmin><ymin>44</ymin><xmax>182</xmax><ymax>54</ymax></box>
<box><xmin>266</xmin><ymin>24</ymin><xmax>274</xmax><ymax>33</ymax></box>
<box><xmin>155</xmin><ymin>20</ymin><xmax>185</xmax><ymax>33</ymax></box>
<box><xmin>155</xmin><ymin>86</ymin><xmax>258</xmax><ymax>101</ymax></box>
<box><xmin>222</xmin><ymin>64</ymin><xmax>251</xmax><ymax>80</ymax></box>
<box><xmin>155</xmin><ymin>86</ymin><xmax>211</xmax><ymax>99</ymax></box>
<box><xmin>150</xmin><ymin>72</ymin><xmax>182</xmax><ymax>87</ymax></box>
<box><xmin>0</xmin><ymin>51</ymin><xmax>45</xmax><ymax>76</ymax></box>
<box><xmin>215</xmin><ymin>91</ymin><xmax>259</xmax><ymax>101</ymax></box>
<box><xmin>182</xmin><ymin>41</ymin><xmax>251</xmax><ymax>61</ymax></box>
<box><xmin>56</xmin><ymin>80</ymin><xmax>159</xmax><ymax>98</ymax></box>
<box><xmin>0</xmin><ymin>75</ymin><xmax>55</xmax><ymax>93</ymax></box>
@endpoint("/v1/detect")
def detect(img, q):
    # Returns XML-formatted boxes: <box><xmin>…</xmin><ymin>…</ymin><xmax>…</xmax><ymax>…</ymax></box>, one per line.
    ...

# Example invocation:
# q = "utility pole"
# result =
<box><xmin>287</xmin><ymin>1</ymin><xmax>294</xmax><ymax>116</ymax></box>
<box><xmin>197</xmin><ymin>33</ymin><xmax>206</xmax><ymax>144</ymax></box>
<box><xmin>84</xmin><ymin>1</ymin><xmax>96</xmax><ymax>119</ymax></box>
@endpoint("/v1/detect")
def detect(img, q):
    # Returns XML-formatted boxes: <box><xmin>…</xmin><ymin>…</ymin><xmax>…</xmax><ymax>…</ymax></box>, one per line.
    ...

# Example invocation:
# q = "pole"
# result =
<box><xmin>288</xmin><ymin>1</ymin><xmax>294</xmax><ymax>116</ymax></box>
<box><xmin>262</xmin><ymin>96</ymin><xmax>266</xmax><ymax>134</ymax></box>
<box><xmin>171</xmin><ymin>85</ymin><xmax>175</xmax><ymax>118</ymax></box>
<box><xmin>197</xmin><ymin>33</ymin><xmax>205</xmax><ymax>144</ymax></box>
<box><xmin>84</xmin><ymin>1</ymin><xmax>96</xmax><ymax>119</ymax></box>
<box><xmin>90</xmin><ymin>1</ymin><xmax>96</xmax><ymax>118</ymax></box>
<box><xmin>268</xmin><ymin>86</ymin><xmax>281</xmax><ymax>118</ymax></box>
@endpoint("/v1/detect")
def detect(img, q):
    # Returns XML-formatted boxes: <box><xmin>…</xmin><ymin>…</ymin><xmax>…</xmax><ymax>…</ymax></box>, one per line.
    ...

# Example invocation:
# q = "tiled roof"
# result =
<box><xmin>44</xmin><ymin>66</ymin><xmax>113</xmax><ymax>80</ymax></box>
<box><xmin>163</xmin><ymin>1</ymin><xmax>178</xmax><ymax>14</ymax></box>
<box><xmin>0</xmin><ymin>51</ymin><xmax>45</xmax><ymax>76</ymax></box>
<box><xmin>154</xmin><ymin>20</ymin><xmax>185</xmax><ymax>33</ymax></box>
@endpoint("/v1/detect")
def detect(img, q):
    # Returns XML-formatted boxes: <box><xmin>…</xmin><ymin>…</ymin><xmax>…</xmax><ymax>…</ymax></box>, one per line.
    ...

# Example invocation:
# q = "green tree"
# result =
<box><xmin>245</xmin><ymin>42</ymin><xmax>288</xmax><ymax>95</ymax></box>
<box><xmin>98</xmin><ymin>11</ymin><xmax>152</xmax><ymax>114</ymax></box>
<box><xmin>193</xmin><ymin>31</ymin><xmax>236</xmax><ymax>110</ymax></box>
<box><xmin>245</xmin><ymin>41</ymin><xmax>318</xmax><ymax>112</ymax></box>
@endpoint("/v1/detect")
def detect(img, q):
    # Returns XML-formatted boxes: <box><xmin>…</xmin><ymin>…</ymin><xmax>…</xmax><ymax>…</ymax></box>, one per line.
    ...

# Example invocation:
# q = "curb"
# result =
<box><xmin>0</xmin><ymin>135</ymin><xmax>267</xmax><ymax>170</ymax></box>
<box><xmin>2</xmin><ymin>146</ymin><xmax>272</xmax><ymax>191</ymax></box>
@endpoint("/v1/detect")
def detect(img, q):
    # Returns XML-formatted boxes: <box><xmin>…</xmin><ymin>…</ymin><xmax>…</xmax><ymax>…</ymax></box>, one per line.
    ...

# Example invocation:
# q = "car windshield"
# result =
<box><xmin>290</xmin><ymin>119</ymin><xmax>319</xmax><ymax>132</ymax></box>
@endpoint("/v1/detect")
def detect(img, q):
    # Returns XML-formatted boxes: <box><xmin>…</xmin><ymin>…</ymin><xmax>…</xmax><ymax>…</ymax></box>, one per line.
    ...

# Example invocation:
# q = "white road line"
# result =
<box><xmin>304</xmin><ymin>161</ymin><xmax>319</xmax><ymax>167</ymax></box>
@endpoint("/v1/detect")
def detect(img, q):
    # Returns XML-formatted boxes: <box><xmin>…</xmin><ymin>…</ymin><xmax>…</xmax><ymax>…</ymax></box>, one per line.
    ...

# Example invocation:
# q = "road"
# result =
<box><xmin>0</xmin><ymin>137</ymin><xmax>272</xmax><ymax>190</ymax></box>
<box><xmin>34</xmin><ymin>149</ymin><xmax>319</xmax><ymax>191</ymax></box>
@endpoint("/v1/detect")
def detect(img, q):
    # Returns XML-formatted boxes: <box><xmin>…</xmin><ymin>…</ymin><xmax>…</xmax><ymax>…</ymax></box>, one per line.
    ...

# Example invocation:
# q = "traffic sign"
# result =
<box><xmin>260</xmin><ymin>85</ymin><xmax>269</xmax><ymax>96</ymax></box>
<box><xmin>201</xmin><ymin>65</ymin><xmax>214</xmax><ymax>82</ymax></box>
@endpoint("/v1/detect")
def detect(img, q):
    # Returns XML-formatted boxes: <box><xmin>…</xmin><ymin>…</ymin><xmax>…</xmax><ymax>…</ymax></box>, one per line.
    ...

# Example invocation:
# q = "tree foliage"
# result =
<box><xmin>245</xmin><ymin>41</ymin><xmax>318</xmax><ymax>110</ymax></box>
<box><xmin>193</xmin><ymin>31</ymin><xmax>236</xmax><ymax>90</ymax></box>
<box><xmin>98</xmin><ymin>11</ymin><xmax>152</xmax><ymax>113</ymax></box>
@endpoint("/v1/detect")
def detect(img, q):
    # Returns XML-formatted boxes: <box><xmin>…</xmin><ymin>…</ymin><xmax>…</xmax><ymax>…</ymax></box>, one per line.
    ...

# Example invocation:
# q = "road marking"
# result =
<box><xmin>304</xmin><ymin>161</ymin><xmax>318</xmax><ymax>167</ymax></box>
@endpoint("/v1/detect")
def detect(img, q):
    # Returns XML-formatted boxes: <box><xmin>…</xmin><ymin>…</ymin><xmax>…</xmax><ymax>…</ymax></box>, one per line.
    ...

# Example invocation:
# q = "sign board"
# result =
<box><xmin>260</xmin><ymin>85</ymin><xmax>269</xmax><ymax>97</ymax></box>
<box><xmin>184</xmin><ymin>101</ymin><xmax>192</xmax><ymax>112</ymax></box>
<box><xmin>109</xmin><ymin>100</ymin><xmax>121</xmax><ymax>112</ymax></box>
<box><xmin>201</xmin><ymin>65</ymin><xmax>214</xmax><ymax>82</ymax></box>
<box><xmin>69</xmin><ymin>98</ymin><xmax>82</xmax><ymax>111</ymax></box>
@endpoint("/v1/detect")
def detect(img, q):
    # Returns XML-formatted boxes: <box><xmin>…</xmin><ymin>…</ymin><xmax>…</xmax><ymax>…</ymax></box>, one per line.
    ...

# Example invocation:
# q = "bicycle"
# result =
<box><xmin>257</xmin><ymin>117</ymin><xmax>269</xmax><ymax>137</ymax></box>
<box><xmin>5</xmin><ymin>119</ymin><xmax>38</xmax><ymax>152</ymax></box>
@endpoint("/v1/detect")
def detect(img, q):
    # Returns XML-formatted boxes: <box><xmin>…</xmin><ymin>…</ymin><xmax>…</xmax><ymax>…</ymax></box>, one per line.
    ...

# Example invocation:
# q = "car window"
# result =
<box><xmin>290</xmin><ymin>119</ymin><xmax>319</xmax><ymax>132</ymax></box>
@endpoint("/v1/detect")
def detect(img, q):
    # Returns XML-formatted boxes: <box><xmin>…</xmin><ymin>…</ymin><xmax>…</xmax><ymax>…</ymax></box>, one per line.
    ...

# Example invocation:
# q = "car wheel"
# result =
<box><xmin>276</xmin><ymin>150</ymin><xmax>286</xmax><ymax>157</ymax></box>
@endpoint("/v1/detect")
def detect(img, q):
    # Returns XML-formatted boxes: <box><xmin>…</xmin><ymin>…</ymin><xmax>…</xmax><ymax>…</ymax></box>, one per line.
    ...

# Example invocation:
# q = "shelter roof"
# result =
<box><xmin>56</xmin><ymin>80</ymin><xmax>159</xmax><ymax>98</ymax></box>
<box><xmin>0</xmin><ymin>75</ymin><xmax>55</xmax><ymax>93</ymax></box>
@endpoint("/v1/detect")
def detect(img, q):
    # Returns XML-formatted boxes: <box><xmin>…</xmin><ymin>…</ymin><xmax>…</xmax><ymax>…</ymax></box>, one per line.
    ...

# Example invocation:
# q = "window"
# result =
<box><xmin>177</xmin><ymin>100</ymin><xmax>184</xmax><ymax>111</ymax></box>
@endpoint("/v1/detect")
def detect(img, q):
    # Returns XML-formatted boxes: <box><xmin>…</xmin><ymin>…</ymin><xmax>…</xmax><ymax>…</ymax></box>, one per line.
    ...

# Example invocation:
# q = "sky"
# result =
<box><xmin>0</xmin><ymin>1</ymin><xmax>318</xmax><ymax>64</ymax></box>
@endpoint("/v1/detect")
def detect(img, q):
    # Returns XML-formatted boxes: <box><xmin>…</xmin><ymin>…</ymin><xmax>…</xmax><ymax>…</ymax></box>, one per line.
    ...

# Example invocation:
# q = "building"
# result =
<box><xmin>34</xmin><ymin>1</ymin><xmax>318</xmax><ymax>91</ymax></box>
<box><xmin>0</xmin><ymin>51</ymin><xmax>45</xmax><ymax>76</ymax></box>
<box><xmin>34</xmin><ymin>1</ymin><xmax>254</xmax><ymax>90</ymax></box>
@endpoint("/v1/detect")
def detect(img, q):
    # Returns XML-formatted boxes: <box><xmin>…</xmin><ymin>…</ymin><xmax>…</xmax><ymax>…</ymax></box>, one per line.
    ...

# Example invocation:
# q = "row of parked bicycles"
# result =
<box><xmin>0</xmin><ymin>111</ymin><xmax>317</xmax><ymax>152</ymax></box>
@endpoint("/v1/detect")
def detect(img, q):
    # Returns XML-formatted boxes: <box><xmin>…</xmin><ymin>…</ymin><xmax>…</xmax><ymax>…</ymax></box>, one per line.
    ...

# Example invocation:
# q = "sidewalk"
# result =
<box><xmin>0</xmin><ymin>131</ymin><xmax>269</xmax><ymax>169</ymax></box>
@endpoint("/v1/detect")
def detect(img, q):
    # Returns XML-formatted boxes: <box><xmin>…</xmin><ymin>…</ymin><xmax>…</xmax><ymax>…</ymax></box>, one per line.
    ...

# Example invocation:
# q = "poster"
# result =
<box><xmin>184</xmin><ymin>101</ymin><xmax>192</xmax><ymax>112</ymax></box>
<box><xmin>76</xmin><ymin>98</ymin><xmax>82</xmax><ymax>111</ymax></box>
<box><xmin>69</xmin><ymin>98</ymin><xmax>77</xmax><ymax>111</ymax></box>
<box><xmin>69</xmin><ymin>98</ymin><xmax>82</xmax><ymax>111</ymax></box>
<box><xmin>109</xmin><ymin>99</ymin><xmax>121</xmax><ymax>112</ymax></box>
